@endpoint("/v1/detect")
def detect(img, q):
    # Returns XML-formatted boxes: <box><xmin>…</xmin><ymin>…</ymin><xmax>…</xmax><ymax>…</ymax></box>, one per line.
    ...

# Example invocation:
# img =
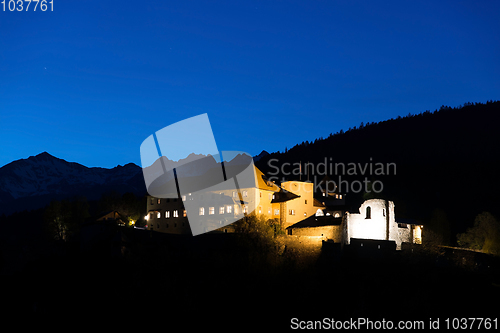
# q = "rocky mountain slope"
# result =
<box><xmin>0</xmin><ymin>152</ymin><xmax>146</xmax><ymax>215</ymax></box>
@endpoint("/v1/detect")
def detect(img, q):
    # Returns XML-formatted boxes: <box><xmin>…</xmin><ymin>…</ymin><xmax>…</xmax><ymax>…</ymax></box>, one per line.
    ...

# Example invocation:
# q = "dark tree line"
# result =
<box><xmin>256</xmin><ymin>101</ymin><xmax>500</xmax><ymax>248</ymax></box>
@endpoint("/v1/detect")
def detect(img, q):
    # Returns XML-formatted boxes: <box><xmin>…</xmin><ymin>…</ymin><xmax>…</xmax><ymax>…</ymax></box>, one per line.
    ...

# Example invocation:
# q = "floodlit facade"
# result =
<box><xmin>345</xmin><ymin>199</ymin><xmax>423</xmax><ymax>250</ymax></box>
<box><xmin>145</xmin><ymin>166</ymin><xmax>325</xmax><ymax>234</ymax></box>
<box><xmin>274</xmin><ymin>181</ymin><xmax>324</xmax><ymax>230</ymax></box>
<box><xmin>144</xmin><ymin>166</ymin><xmax>422</xmax><ymax>250</ymax></box>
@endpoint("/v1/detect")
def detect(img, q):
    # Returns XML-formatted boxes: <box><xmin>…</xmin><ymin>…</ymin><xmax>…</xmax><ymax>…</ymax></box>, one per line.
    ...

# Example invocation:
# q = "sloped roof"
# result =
<box><xmin>96</xmin><ymin>210</ymin><xmax>123</xmax><ymax>220</ymax></box>
<box><xmin>271</xmin><ymin>189</ymin><xmax>300</xmax><ymax>203</ymax></box>
<box><xmin>254</xmin><ymin>166</ymin><xmax>280</xmax><ymax>192</ymax></box>
<box><xmin>313</xmin><ymin>198</ymin><xmax>325</xmax><ymax>207</ymax></box>
<box><xmin>287</xmin><ymin>215</ymin><xmax>342</xmax><ymax>229</ymax></box>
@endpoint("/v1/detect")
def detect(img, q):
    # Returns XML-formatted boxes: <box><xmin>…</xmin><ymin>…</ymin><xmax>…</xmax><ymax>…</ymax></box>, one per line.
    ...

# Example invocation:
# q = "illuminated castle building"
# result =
<box><xmin>145</xmin><ymin>165</ymin><xmax>327</xmax><ymax>234</ymax></box>
<box><xmin>144</xmin><ymin>166</ymin><xmax>422</xmax><ymax>249</ymax></box>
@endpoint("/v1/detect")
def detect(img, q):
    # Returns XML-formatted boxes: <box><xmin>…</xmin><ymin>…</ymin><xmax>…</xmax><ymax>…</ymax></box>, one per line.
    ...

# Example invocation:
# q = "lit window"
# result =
<box><xmin>157</xmin><ymin>199</ymin><xmax>161</xmax><ymax>204</ymax></box>
<box><xmin>219</xmin><ymin>206</ymin><xmax>225</xmax><ymax>214</ymax></box>
<box><xmin>258</xmin><ymin>206</ymin><xmax>262</xmax><ymax>214</ymax></box>
<box><xmin>273</xmin><ymin>194</ymin><xmax>276</xmax><ymax>199</ymax></box>
<box><xmin>289</xmin><ymin>209</ymin><xmax>295</xmax><ymax>216</ymax></box>
<box><xmin>173</xmin><ymin>210</ymin><xmax>178</xmax><ymax>217</ymax></box>
<box><xmin>182</xmin><ymin>195</ymin><xmax>186</xmax><ymax>201</ymax></box>
<box><xmin>268</xmin><ymin>207</ymin><xmax>271</xmax><ymax>214</ymax></box>
<box><xmin>243</xmin><ymin>205</ymin><xmax>247</xmax><ymax>214</ymax></box>
<box><xmin>243</xmin><ymin>190</ymin><xmax>248</xmax><ymax>197</ymax></box>
<box><xmin>209</xmin><ymin>207</ymin><xmax>215</xmax><ymax>215</ymax></box>
<box><xmin>165</xmin><ymin>211</ymin><xmax>170</xmax><ymax>218</ymax></box>
<box><xmin>304</xmin><ymin>212</ymin><xmax>307</xmax><ymax>216</ymax></box>
<box><xmin>274</xmin><ymin>209</ymin><xmax>279</xmax><ymax>215</ymax></box>
<box><xmin>227</xmin><ymin>205</ymin><xmax>232</xmax><ymax>214</ymax></box>
<box><xmin>183</xmin><ymin>210</ymin><xmax>187</xmax><ymax>217</ymax></box>
<box><xmin>199</xmin><ymin>207</ymin><xmax>205</xmax><ymax>216</ymax></box>
<box><xmin>157</xmin><ymin>212</ymin><xmax>161</xmax><ymax>218</ymax></box>
<box><xmin>339</xmin><ymin>195</ymin><xmax>342</xmax><ymax>199</ymax></box>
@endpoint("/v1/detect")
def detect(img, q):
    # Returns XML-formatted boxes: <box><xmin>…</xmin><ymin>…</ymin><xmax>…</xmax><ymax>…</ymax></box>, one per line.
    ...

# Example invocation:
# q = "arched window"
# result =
<box><xmin>366</xmin><ymin>206</ymin><xmax>371</xmax><ymax>219</ymax></box>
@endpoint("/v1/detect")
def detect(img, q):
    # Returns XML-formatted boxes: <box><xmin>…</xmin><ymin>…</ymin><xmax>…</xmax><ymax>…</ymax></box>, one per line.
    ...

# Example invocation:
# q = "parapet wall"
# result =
<box><xmin>288</xmin><ymin>225</ymin><xmax>342</xmax><ymax>243</ymax></box>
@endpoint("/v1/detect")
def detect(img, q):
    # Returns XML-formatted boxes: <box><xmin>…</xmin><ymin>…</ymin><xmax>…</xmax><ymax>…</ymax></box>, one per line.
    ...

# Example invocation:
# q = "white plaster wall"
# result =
<box><xmin>347</xmin><ymin>199</ymin><xmax>390</xmax><ymax>243</ymax></box>
<box><xmin>346</xmin><ymin>199</ymin><xmax>413</xmax><ymax>250</ymax></box>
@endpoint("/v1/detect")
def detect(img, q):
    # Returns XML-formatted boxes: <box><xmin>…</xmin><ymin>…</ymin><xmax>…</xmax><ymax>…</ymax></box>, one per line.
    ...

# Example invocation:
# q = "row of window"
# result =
<box><xmin>154</xmin><ymin>206</ymin><xmax>284</xmax><ymax>218</ymax></box>
<box><xmin>197</xmin><ymin>206</ymin><xmax>285</xmax><ymax>216</ymax></box>
<box><xmin>151</xmin><ymin>190</ymin><xmax>279</xmax><ymax>205</ymax></box>
<box><xmin>155</xmin><ymin>210</ymin><xmax>186</xmax><ymax>219</ymax></box>
<box><xmin>152</xmin><ymin>191</ymin><xmax>327</xmax><ymax>206</ymax></box>
<box><xmin>182</xmin><ymin>191</ymin><xmax>249</xmax><ymax>201</ymax></box>
<box><xmin>199</xmin><ymin>205</ymin><xmax>236</xmax><ymax>215</ymax></box>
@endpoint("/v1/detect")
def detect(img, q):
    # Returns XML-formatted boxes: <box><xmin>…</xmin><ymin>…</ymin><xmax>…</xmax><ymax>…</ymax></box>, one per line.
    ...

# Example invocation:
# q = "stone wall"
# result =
<box><xmin>277</xmin><ymin>235</ymin><xmax>323</xmax><ymax>263</ymax></box>
<box><xmin>288</xmin><ymin>225</ymin><xmax>342</xmax><ymax>243</ymax></box>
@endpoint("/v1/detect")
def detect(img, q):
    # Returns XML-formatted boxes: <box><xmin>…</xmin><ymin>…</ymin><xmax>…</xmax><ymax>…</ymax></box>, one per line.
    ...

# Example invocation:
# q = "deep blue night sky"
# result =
<box><xmin>1</xmin><ymin>0</ymin><xmax>499</xmax><ymax>168</ymax></box>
